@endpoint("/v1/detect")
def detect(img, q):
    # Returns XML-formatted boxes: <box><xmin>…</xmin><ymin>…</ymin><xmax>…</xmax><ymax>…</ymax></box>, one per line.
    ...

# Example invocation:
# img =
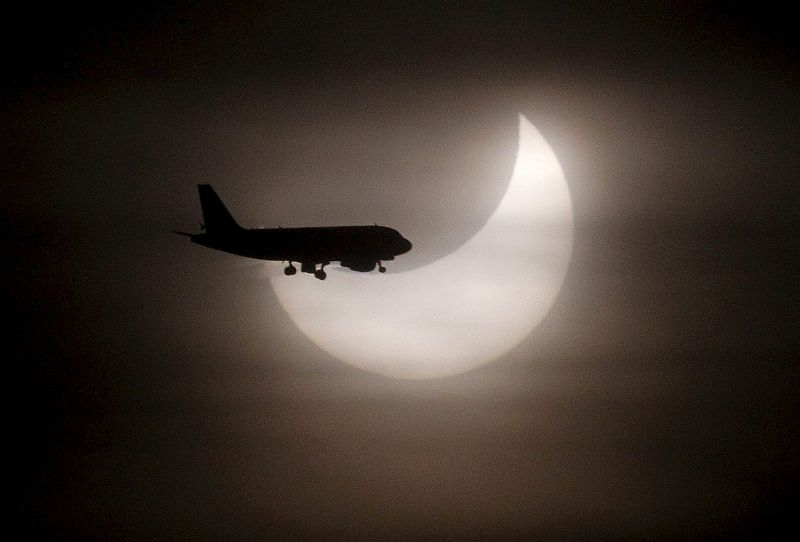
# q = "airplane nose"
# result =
<box><xmin>398</xmin><ymin>237</ymin><xmax>412</xmax><ymax>254</ymax></box>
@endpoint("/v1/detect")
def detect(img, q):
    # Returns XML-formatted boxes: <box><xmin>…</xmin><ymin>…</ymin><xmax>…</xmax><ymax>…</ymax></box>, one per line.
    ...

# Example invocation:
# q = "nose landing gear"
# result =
<box><xmin>283</xmin><ymin>263</ymin><xmax>297</xmax><ymax>275</ymax></box>
<box><xmin>378</xmin><ymin>261</ymin><xmax>386</xmax><ymax>273</ymax></box>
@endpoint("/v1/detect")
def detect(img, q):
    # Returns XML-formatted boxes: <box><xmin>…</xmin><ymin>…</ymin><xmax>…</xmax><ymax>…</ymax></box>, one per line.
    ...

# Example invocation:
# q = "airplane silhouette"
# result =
<box><xmin>175</xmin><ymin>185</ymin><xmax>412</xmax><ymax>280</ymax></box>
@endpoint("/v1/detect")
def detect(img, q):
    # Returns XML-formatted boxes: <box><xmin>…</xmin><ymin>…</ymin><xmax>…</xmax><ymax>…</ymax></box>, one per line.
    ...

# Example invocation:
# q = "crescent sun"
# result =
<box><xmin>269</xmin><ymin>114</ymin><xmax>573</xmax><ymax>379</ymax></box>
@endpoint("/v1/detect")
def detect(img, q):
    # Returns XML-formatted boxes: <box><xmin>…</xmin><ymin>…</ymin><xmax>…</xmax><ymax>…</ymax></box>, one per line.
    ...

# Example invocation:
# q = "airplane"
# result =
<box><xmin>174</xmin><ymin>184</ymin><xmax>412</xmax><ymax>280</ymax></box>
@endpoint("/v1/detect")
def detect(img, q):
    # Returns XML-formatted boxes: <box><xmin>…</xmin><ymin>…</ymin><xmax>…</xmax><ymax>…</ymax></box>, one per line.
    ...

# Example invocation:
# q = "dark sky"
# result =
<box><xmin>5</xmin><ymin>2</ymin><xmax>799</xmax><ymax>540</ymax></box>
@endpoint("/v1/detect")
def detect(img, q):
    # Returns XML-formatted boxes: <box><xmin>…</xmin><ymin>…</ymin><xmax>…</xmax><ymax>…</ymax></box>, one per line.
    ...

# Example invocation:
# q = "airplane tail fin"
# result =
<box><xmin>198</xmin><ymin>184</ymin><xmax>241</xmax><ymax>232</ymax></box>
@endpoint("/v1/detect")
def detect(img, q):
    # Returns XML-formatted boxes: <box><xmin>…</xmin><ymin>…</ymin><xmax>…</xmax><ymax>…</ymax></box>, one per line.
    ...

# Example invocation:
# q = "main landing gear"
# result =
<box><xmin>310</xmin><ymin>261</ymin><xmax>328</xmax><ymax>280</ymax></box>
<box><xmin>285</xmin><ymin>261</ymin><xmax>387</xmax><ymax>279</ymax></box>
<box><xmin>285</xmin><ymin>261</ymin><xmax>328</xmax><ymax>280</ymax></box>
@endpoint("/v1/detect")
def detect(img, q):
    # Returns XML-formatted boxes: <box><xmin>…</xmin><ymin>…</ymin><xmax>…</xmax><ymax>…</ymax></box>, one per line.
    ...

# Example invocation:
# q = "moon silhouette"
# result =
<box><xmin>270</xmin><ymin>114</ymin><xmax>573</xmax><ymax>379</ymax></box>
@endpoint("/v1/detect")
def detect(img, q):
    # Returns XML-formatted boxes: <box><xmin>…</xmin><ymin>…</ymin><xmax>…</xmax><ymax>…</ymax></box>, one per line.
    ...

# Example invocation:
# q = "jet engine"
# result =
<box><xmin>341</xmin><ymin>260</ymin><xmax>377</xmax><ymax>272</ymax></box>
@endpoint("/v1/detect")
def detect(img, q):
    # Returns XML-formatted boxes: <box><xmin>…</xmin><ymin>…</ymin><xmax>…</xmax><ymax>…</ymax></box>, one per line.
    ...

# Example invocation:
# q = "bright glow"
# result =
<box><xmin>270</xmin><ymin>115</ymin><xmax>573</xmax><ymax>379</ymax></box>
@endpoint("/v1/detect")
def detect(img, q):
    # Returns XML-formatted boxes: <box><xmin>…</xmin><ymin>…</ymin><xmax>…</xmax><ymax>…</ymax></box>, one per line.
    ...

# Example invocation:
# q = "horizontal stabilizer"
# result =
<box><xmin>173</xmin><ymin>231</ymin><xmax>194</xmax><ymax>237</ymax></box>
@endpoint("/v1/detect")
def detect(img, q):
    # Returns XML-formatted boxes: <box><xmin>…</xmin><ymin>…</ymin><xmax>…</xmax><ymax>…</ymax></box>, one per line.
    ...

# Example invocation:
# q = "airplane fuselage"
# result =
<box><xmin>192</xmin><ymin>225</ymin><xmax>411</xmax><ymax>265</ymax></box>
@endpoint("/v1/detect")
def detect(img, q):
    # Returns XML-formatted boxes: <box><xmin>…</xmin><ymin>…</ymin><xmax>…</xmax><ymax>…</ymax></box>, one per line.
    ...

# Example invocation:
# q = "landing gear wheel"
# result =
<box><xmin>284</xmin><ymin>264</ymin><xmax>297</xmax><ymax>276</ymax></box>
<box><xmin>314</xmin><ymin>269</ymin><xmax>327</xmax><ymax>280</ymax></box>
<box><xmin>378</xmin><ymin>265</ymin><xmax>386</xmax><ymax>273</ymax></box>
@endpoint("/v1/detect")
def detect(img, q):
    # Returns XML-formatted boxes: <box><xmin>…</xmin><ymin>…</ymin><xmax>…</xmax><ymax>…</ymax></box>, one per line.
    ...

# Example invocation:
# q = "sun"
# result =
<box><xmin>270</xmin><ymin>114</ymin><xmax>573</xmax><ymax>379</ymax></box>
